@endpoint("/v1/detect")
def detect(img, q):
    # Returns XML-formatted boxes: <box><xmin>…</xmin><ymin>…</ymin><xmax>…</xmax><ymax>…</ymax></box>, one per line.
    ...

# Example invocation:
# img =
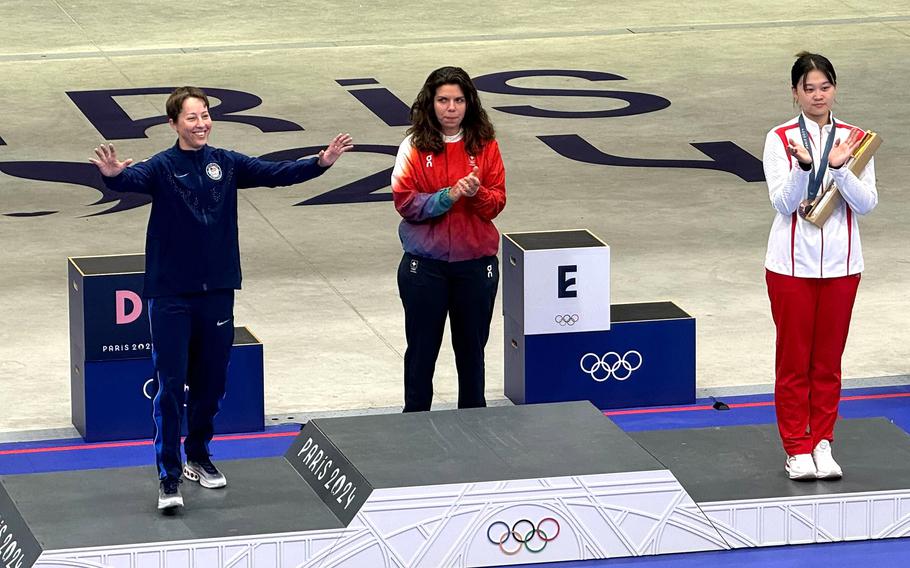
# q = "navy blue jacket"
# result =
<box><xmin>103</xmin><ymin>142</ymin><xmax>328</xmax><ymax>297</ymax></box>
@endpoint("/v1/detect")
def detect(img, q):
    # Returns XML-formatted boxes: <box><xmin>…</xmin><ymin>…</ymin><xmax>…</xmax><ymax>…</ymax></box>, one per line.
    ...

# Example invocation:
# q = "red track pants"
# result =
<box><xmin>766</xmin><ymin>269</ymin><xmax>860</xmax><ymax>456</ymax></box>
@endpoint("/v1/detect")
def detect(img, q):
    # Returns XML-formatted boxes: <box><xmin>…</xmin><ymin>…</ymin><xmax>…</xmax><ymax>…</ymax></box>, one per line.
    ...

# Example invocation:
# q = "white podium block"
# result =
<box><xmin>502</xmin><ymin>230</ymin><xmax>610</xmax><ymax>335</ymax></box>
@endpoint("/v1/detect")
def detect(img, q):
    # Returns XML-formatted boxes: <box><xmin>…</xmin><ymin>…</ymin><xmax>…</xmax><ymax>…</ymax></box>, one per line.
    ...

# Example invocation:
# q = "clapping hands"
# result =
<box><xmin>827</xmin><ymin>133</ymin><xmax>862</xmax><ymax>169</ymax></box>
<box><xmin>786</xmin><ymin>138</ymin><xmax>812</xmax><ymax>166</ymax></box>
<box><xmin>449</xmin><ymin>166</ymin><xmax>480</xmax><ymax>201</ymax></box>
<box><xmin>788</xmin><ymin>131</ymin><xmax>862</xmax><ymax>170</ymax></box>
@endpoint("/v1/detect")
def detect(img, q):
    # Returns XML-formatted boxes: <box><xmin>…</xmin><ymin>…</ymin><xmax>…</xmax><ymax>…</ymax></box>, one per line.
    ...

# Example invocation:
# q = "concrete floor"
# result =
<box><xmin>1</xmin><ymin>1</ymin><xmax>909</xmax><ymax>433</ymax></box>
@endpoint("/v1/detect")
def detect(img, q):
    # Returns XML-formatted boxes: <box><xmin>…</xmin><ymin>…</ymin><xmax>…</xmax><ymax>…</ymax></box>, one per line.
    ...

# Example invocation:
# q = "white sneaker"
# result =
<box><xmin>157</xmin><ymin>478</ymin><xmax>184</xmax><ymax>510</ymax></box>
<box><xmin>812</xmin><ymin>440</ymin><xmax>843</xmax><ymax>479</ymax></box>
<box><xmin>786</xmin><ymin>453</ymin><xmax>817</xmax><ymax>480</ymax></box>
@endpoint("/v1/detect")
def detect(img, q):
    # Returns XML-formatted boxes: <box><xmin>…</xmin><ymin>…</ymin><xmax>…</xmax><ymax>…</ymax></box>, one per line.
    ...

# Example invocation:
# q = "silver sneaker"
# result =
<box><xmin>813</xmin><ymin>440</ymin><xmax>843</xmax><ymax>479</ymax></box>
<box><xmin>158</xmin><ymin>478</ymin><xmax>184</xmax><ymax>510</ymax></box>
<box><xmin>183</xmin><ymin>458</ymin><xmax>227</xmax><ymax>488</ymax></box>
<box><xmin>786</xmin><ymin>453</ymin><xmax>817</xmax><ymax>480</ymax></box>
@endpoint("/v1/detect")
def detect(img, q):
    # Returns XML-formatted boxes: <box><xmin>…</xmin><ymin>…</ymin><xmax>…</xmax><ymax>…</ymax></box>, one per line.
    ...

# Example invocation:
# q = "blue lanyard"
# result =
<box><xmin>798</xmin><ymin>114</ymin><xmax>836</xmax><ymax>201</ymax></box>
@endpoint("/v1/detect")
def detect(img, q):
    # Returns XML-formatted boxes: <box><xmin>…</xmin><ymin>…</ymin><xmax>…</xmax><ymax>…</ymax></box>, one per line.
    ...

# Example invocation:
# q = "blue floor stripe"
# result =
<box><xmin>0</xmin><ymin>424</ymin><xmax>300</xmax><ymax>475</ymax></box>
<box><xmin>3</xmin><ymin>386</ymin><xmax>910</xmax><ymax>475</ymax></box>
<box><xmin>611</xmin><ymin>384</ymin><xmax>910</xmax><ymax>432</ymax></box>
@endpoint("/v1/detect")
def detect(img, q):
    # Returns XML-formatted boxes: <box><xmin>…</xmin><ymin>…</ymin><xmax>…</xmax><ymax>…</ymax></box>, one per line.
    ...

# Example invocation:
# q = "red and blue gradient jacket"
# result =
<box><xmin>103</xmin><ymin>142</ymin><xmax>328</xmax><ymax>297</ymax></box>
<box><xmin>391</xmin><ymin>131</ymin><xmax>506</xmax><ymax>261</ymax></box>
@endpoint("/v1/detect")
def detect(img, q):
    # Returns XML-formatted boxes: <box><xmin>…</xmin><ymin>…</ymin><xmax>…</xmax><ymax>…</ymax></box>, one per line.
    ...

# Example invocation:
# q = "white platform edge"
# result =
<box><xmin>699</xmin><ymin>488</ymin><xmax>910</xmax><ymax>548</ymax></box>
<box><xmin>34</xmin><ymin>469</ymin><xmax>726</xmax><ymax>568</ymax></box>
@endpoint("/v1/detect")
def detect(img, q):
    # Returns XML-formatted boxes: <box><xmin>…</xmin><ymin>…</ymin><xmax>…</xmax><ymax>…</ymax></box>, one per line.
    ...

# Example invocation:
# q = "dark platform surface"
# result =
<box><xmin>631</xmin><ymin>418</ymin><xmax>910</xmax><ymax>503</ymax></box>
<box><xmin>234</xmin><ymin>326</ymin><xmax>259</xmax><ymax>345</ymax></box>
<box><xmin>314</xmin><ymin>401</ymin><xmax>664</xmax><ymax>489</ymax></box>
<box><xmin>505</xmin><ymin>230</ymin><xmax>605</xmax><ymax>250</ymax></box>
<box><xmin>0</xmin><ymin>458</ymin><xmax>341</xmax><ymax>550</ymax></box>
<box><xmin>69</xmin><ymin>254</ymin><xmax>145</xmax><ymax>276</ymax></box>
<box><xmin>612</xmin><ymin>301</ymin><xmax>691</xmax><ymax>322</ymax></box>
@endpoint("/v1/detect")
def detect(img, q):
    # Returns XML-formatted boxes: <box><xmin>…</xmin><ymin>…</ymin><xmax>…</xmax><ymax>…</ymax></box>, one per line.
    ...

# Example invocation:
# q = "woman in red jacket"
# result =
<box><xmin>391</xmin><ymin>66</ymin><xmax>507</xmax><ymax>412</ymax></box>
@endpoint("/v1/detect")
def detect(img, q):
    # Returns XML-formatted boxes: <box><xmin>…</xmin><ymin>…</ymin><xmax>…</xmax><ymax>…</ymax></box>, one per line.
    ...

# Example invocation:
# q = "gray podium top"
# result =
<box><xmin>0</xmin><ymin>458</ymin><xmax>341</xmax><ymax>551</ymax></box>
<box><xmin>312</xmin><ymin>401</ymin><xmax>663</xmax><ymax>489</ymax></box>
<box><xmin>631</xmin><ymin>418</ymin><xmax>910</xmax><ymax>503</ymax></box>
<box><xmin>68</xmin><ymin>253</ymin><xmax>145</xmax><ymax>276</ymax></box>
<box><xmin>612</xmin><ymin>301</ymin><xmax>691</xmax><ymax>323</ymax></box>
<box><xmin>234</xmin><ymin>326</ymin><xmax>260</xmax><ymax>345</ymax></box>
<box><xmin>504</xmin><ymin>230</ymin><xmax>606</xmax><ymax>250</ymax></box>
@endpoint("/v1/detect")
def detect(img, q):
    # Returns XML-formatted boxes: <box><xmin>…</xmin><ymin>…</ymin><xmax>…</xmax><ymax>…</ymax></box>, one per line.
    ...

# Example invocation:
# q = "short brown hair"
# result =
<box><xmin>165</xmin><ymin>86</ymin><xmax>210</xmax><ymax>121</ymax></box>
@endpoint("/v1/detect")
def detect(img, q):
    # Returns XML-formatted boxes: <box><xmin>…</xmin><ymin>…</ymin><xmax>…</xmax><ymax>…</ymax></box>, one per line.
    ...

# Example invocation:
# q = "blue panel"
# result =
<box><xmin>83</xmin><ymin>357</ymin><xmax>155</xmax><ymax>441</ymax></box>
<box><xmin>79</xmin><ymin>341</ymin><xmax>264</xmax><ymax>442</ymax></box>
<box><xmin>523</xmin><ymin>319</ymin><xmax>695</xmax><ymax>409</ymax></box>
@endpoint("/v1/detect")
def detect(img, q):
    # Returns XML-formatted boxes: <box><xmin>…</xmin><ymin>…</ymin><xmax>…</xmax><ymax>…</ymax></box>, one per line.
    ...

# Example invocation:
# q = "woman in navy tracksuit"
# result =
<box><xmin>91</xmin><ymin>86</ymin><xmax>352</xmax><ymax>510</ymax></box>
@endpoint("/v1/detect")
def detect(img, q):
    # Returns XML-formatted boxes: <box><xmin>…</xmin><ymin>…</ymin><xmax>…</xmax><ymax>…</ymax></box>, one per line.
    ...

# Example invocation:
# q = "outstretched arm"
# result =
<box><xmin>89</xmin><ymin>144</ymin><xmax>133</xmax><ymax>177</ymax></box>
<box><xmin>236</xmin><ymin>133</ymin><xmax>355</xmax><ymax>188</ymax></box>
<box><xmin>317</xmin><ymin>133</ymin><xmax>354</xmax><ymax>167</ymax></box>
<box><xmin>90</xmin><ymin>143</ymin><xmax>155</xmax><ymax>194</ymax></box>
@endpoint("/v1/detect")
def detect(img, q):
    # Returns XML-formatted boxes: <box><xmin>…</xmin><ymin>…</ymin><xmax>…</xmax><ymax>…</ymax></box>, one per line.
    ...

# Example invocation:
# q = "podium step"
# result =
<box><xmin>3</xmin><ymin>402</ymin><xmax>728</xmax><ymax>567</ymax></box>
<box><xmin>6</xmin><ymin>407</ymin><xmax>908</xmax><ymax>567</ymax></box>
<box><xmin>1</xmin><ymin>458</ymin><xmax>340</xmax><ymax>552</ymax></box>
<box><xmin>631</xmin><ymin>418</ymin><xmax>910</xmax><ymax>546</ymax></box>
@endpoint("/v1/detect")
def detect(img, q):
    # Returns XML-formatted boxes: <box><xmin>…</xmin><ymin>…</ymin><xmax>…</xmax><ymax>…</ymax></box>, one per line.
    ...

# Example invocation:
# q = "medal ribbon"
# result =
<box><xmin>798</xmin><ymin>114</ymin><xmax>836</xmax><ymax>201</ymax></box>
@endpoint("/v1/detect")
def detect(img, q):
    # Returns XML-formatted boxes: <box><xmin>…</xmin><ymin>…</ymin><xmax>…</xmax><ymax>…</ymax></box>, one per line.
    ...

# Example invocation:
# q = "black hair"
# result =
<box><xmin>791</xmin><ymin>52</ymin><xmax>836</xmax><ymax>90</ymax></box>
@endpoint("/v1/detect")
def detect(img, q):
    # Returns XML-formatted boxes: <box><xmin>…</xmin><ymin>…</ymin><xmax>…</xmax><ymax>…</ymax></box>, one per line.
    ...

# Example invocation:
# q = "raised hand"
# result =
<box><xmin>827</xmin><ymin>133</ymin><xmax>862</xmax><ymax>169</ymax></box>
<box><xmin>89</xmin><ymin>144</ymin><xmax>133</xmax><ymax>177</ymax></box>
<box><xmin>786</xmin><ymin>138</ymin><xmax>812</xmax><ymax>166</ymax></box>
<box><xmin>318</xmin><ymin>133</ymin><xmax>354</xmax><ymax>167</ymax></box>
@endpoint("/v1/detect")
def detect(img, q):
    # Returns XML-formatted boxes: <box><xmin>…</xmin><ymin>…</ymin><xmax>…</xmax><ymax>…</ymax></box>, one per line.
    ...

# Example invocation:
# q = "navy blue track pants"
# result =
<box><xmin>397</xmin><ymin>253</ymin><xmax>499</xmax><ymax>412</ymax></box>
<box><xmin>147</xmin><ymin>289</ymin><xmax>234</xmax><ymax>480</ymax></box>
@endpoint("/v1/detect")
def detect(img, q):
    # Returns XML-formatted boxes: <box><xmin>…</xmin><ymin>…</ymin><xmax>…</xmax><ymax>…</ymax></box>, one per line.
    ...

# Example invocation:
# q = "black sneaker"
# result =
<box><xmin>158</xmin><ymin>477</ymin><xmax>184</xmax><ymax>510</ymax></box>
<box><xmin>183</xmin><ymin>458</ymin><xmax>227</xmax><ymax>488</ymax></box>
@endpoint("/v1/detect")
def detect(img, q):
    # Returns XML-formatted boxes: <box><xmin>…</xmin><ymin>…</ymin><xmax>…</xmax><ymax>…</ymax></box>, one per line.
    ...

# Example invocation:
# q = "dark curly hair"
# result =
<box><xmin>407</xmin><ymin>66</ymin><xmax>495</xmax><ymax>156</ymax></box>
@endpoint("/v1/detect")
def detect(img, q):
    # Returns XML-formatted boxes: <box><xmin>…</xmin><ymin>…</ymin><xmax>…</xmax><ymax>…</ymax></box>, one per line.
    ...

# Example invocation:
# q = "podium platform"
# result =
<box><xmin>67</xmin><ymin>254</ymin><xmax>265</xmax><ymax>442</ymax></box>
<box><xmin>631</xmin><ymin>418</ymin><xmax>910</xmax><ymax>547</ymax></box>
<box><xmin>2</xmin><ymin>405</ymin><xmax>909</xmax><ymax>567</ymax></box>
<box><xmin>2</xmin><ymin>402</ymin><xmax>726</xmax><ymax>567</ymax></box>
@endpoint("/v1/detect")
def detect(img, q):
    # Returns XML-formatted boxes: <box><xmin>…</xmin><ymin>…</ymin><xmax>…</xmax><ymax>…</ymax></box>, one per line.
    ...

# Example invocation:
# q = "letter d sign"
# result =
<box><xmin>115</xmin><ymin>290</ymin><xmax>142</xmax><ymax>324</ymax></box>
<box><xmin>558</xmin><ymin>265</ymin><xmax>578</xmax><ymax>298</ymax></box>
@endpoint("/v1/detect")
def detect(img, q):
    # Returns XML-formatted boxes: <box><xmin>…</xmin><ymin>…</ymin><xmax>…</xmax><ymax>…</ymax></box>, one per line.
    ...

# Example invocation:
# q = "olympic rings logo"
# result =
<box><xmin>554</xmin><ymin>314</ymin><xmax>579</xmax><ymax>326</ymax></box>
<box><xmin>487</xmin><ymin>518</ymin><xmax>560</xmax><ymax>554</ymax></box>
<box><xmin>579</xmin><ymin>350</ymin><xmax>642</xmax><ymax>382</ymax></box>
<box><xmin>142</xmin><ymin>378</ymin><xmax>155</xmax><ymax>400</ymax></box>
<box><xmin>142</xmin><ymin>378</ymin><xmax>189</xmax><ymax>402</ymax></box>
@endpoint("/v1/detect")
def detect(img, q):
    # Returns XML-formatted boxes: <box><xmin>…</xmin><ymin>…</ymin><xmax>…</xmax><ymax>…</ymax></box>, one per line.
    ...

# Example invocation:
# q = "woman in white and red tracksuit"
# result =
<box><xmin>392</xmin><ymin>66</ymin><xmax>506</xmax><ymax>412</ymax></box>
<box><xmin>763</xmin><ymin>52</ymin><xmax>878</xmax><ymax>480</ymax></box>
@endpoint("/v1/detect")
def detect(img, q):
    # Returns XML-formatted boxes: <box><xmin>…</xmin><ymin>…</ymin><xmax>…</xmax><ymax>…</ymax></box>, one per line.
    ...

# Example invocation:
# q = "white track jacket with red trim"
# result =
<box><xmin>763</xmin><ymin>113</ymin><xmax>878</xmax><ymax>278</ymax></box>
